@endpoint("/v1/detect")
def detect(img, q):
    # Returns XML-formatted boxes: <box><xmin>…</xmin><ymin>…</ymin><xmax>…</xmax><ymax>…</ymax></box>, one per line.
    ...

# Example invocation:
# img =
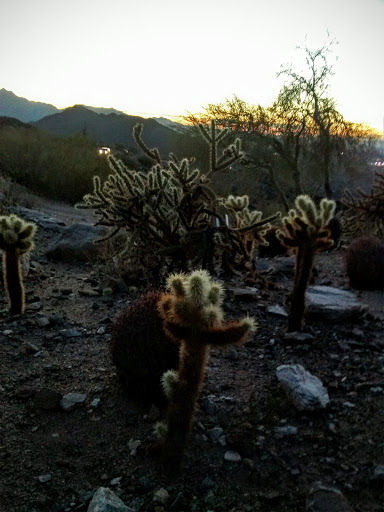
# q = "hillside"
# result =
<box><xmin>32</xmin><ymin>105</ymin><xmax>191</xmax><ymax>154</ymax></box>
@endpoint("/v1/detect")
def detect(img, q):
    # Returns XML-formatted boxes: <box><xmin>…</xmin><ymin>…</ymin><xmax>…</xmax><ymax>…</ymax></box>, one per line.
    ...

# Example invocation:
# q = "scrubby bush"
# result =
<box><xmin>344</xmin><ymin>236</ymin><xmax>384</xmax><ymax>290</ymax></box>
<box><xmin>109</xmin><ymin>291</ymin><xmax>179</xmax><ymax>404</ymax></box>
<box><xmin>0</xmin><ymin>127</ymin><xmax>109</xmax><ymax>203</ymax></box>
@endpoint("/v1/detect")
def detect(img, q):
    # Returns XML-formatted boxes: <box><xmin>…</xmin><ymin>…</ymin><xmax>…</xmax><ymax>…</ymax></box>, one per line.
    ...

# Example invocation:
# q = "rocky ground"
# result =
<box><xmin>0</xmin><ymin>200</ymin><xmax>383</xmax><ymax>512</ymax></box>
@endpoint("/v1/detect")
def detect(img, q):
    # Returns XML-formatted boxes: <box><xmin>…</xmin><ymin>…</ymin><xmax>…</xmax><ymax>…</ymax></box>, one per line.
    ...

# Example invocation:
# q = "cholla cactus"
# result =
<box><xmin>157</xmin><ymin>269</ymin><xmax>256</xmax><ymax>475</ymax></box>
<box><xmin>277</xmin><ymin>195</ymin><xmax>335</xmax><ymax>331</ymax></box>
<box><xmin>77</xmin><ymin>121</ymin><xmax>280</xmax><ymax>279</ymax></box>
<box><xmin>0</xmin><ymin>214</ymin><xmax>36</xmax><ymax>314</ymax></box>
<box><xmin>222</xmin><ymin>195</ymin><xmax>279</xmax><ymax>280</ymax></box>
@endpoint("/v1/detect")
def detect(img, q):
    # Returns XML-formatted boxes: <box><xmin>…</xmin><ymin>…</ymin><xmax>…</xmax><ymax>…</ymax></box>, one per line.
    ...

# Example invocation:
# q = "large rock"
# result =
<box><xmin>276</xmin><ymin>364</ymin><xmax>330</xmax><ymax>411</ymax></box>
<box><xmin>9</xmin><ymin>206</ymin><xmax>66</xmax><ymax>232</ymax></box>
<box><xmin>46</xmin><ymin>223</ymin><xmax>109</xmax><ymax>262</ymax></box>
<box><xmin>87</xmin><ymin>487</ymin><xmax>131</xmax><ymax>512</ymax></box>
<box><xmin>306</xmin><ymin>285</ymin><xmax>367</xmax><ymax>322</ymax></box>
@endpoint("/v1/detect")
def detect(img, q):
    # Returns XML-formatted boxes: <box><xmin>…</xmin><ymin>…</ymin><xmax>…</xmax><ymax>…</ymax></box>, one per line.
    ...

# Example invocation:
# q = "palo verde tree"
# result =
<box><xmin>77</xmin><ymin>121</ymin><xmax>277</xmax><ymax>279</ymax></box>
<box><xmin>186</xmin><ymin>38</ymin><xmax>380</xmax><ymax>210</ymax></box>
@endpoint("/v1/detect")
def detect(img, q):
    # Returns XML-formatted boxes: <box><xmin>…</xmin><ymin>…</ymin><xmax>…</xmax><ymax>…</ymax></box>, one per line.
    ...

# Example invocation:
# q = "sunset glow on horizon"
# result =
<box><xmin>1</xmin><ymin>0</ymin><xmax>384</xmax><ymax>133</ymax></box>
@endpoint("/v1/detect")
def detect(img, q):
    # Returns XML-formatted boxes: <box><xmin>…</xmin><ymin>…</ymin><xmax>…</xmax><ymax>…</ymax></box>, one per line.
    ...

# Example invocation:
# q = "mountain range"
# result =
<box><xmin>0</xmin><ymin>88</ymin><xmax>191</xmax><ymax>154</ymax></box>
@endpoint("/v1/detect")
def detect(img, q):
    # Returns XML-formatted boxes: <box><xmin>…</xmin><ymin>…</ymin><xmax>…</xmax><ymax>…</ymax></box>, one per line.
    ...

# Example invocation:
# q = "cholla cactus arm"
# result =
<box><xmin>133</xmin><ymin>124</ymin><xmax>162</xmax><ymax>164</ymax></box>
<box><xmin>276</xmin><ymin>195</ymin><xmax>336</xmax><ymax>331</ymax></box>
<box><xmin>0</xmin><ymin>214</ymin><xmax>36</xmax><ymax>315</ymax></box>
<box><xmin>157</xmin><ymin>269</ymin><xmax>256</xmax><ymax>475</ymax></box>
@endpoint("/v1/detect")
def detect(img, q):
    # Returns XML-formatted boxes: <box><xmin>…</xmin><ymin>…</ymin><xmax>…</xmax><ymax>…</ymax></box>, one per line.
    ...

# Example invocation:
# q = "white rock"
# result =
<box><xmin>306</xmin><ymin>285</ymin><xmax>367</xmax><ymax>322</ymax></box>
<box><xmin>60</xmin><ymin>392</ymin><xmax>87</xmax><ymax>411</ymax></box>
<box><xmin>154</xmin><ymin>488</ymin><xmax>169</xmax><ymax>504</ymax></box>
<box><xmin>87</xmin><ymin>487</ymin><xmax>131</xmax><ymax>512</ymax></box>
<box><xmin>276</xmin><ymin>364</ymin><xmax>329</xmax><ymax>411</ymax></box>
<box><xmin>224</xmin><ymin>450</ymin><xmax>242</xmax><ymax>462</ymax></box>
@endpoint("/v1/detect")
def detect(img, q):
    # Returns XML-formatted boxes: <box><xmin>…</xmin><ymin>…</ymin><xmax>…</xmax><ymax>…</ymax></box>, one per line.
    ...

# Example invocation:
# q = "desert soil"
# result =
<box><xmin>0</xmin><ymin>199</ymin><xmax>383</xmax><ymax>512</ymax></box>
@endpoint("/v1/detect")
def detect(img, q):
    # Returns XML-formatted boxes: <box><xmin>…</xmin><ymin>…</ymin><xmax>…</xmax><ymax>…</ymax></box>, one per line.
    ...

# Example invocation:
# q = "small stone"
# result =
<box><xmin>60</xmin><ymin>328</ymin><xmax>82</xmax><ymax>338</ymax></box>
<box><xmin>373</xmin><ymin>464</ymin><xmax>384</xmax><ymax>480</ymax></box>
<box><xmin>201</xmin><ymin>476</ymin><xmax>215</xmax><ymax>489</ymax></box>
<box><xmin>207</xmin><ymin>426</ymin><xmax>224</xmax><ymax>443</ymax></box>
<box><xmin>284</xmin><ymin>332</ymin><xmax>315</xmax><ymax>344</ymax></box>
<box><xmin>21</xmin><ymin>342</ymin><xmax>40</xmax><ymax>355</ymax></box>
<box><xmin>267</xmin><ymin>305</ymin><xmax>288</xmax><ymax>317</ymax></box>
<box><xmin>90</xmin><ymin>398</ymin><xmax>100</xmax><ymax>409</ymax></box>
<box><xmin>274</xmin><ymin>425</ymin><xmax>298</xmax><ymax>438</ymax></box>
<box><xmin>38</xmin><ymin>474</ymin><xmax>52</xmax><ymax>483</ymax></box>
<box><xmin>224</xmin><ymin>450</ymin><xmax>241</xmax><ymax>462</ymax></box>
<box><xmin>370</xmin><ymin>387</ymin><xmax>384</xmax><ymax>394</ymax></box>
<box><xmin>88</xmin><ymin>487</ymin><xmax>130</xmax><ymax>512</ymax></box>
<box><xmin>60</xmin><ymin>392</ymin><xmax>87</xmax><ymax>411</ymax></box>
<box><xmin>154</xmin><ymin>488</ymin><xmax>169</xmax><ymax>505</ymax></box>
<box><xmin>27</xmin><ymin>302</ymin><xmax>41</xmax><ymax>311</ymax></box>
<box><xmin>97</xmin><ymin>326</ymin><xmax>106</xmax><ymax>335</ymax></box>
<box><xmin>342</xmin><ymin>401</ymin><xmax>356</xmax><ymax>409</ymax></box>
<box><xmin>3</xmin><ymin>330</ymin><xmax>13</xmax><ymax>336</ymax></box>
<box><xmin>35</xmin><ymin>316</ymin><xmax>50</xmax><ymax>327</ymax></box>
<box><xmin>276</xmin><ymin>364</ymin><xmax>329</xmax><ymax>411</ymax></box>
<box><xmin>128</xmin><ymin>439</ymin><xmax>141</xmax><ymax>456</ymax></box>
<box><xmin>110</xmin><ymin>476</ymin><xmax>122</xmax><ymax>486</ymax></box>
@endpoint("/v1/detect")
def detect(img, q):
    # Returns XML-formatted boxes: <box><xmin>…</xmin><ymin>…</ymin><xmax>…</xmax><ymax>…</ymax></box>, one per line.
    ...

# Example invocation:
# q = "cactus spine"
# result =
<box><xmin>0</xmin><ymin>214</ymin><xmax>36</xmax><ymax>314</ymax></box>
<box><xmin>277</xmin><ymin>195</ymin><xmax>335</xmax><ymax>332</ymax></box>
<box><xmin>157</xmin><ymin>269</ymin><xmax>256</xmax><ymax>475</ymax></box>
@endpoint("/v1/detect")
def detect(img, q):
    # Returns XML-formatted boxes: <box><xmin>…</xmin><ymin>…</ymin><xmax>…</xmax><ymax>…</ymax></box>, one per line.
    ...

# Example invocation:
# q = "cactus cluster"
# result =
<box><xmin>156</xmin><ymin>269</ymin><xmax>256</xmax><ymax>474</ymax></box>
<box><xmin>0</xmin><ymin>214</ymin><xmax>36</xmax><ymax>314</ymax></box>
<box><xmin>77</xmin><ymin>122</ymin><xmax>279</xmax><ymax>279</ymax></box>
<box><xmin>277</xmin><ymin>195</ymin><xmax>335</xmax><ymax>331</ymax></box>
<box><xmin>222</xmin><ymin>194</ymin><xmax>278</xmax><ymax>278</ymax></box>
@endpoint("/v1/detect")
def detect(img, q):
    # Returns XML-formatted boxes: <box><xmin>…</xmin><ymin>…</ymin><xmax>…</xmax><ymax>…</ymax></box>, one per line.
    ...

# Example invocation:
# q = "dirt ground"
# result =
<box><xmin>0</xmin><ymin>200</ymin><xmax>383</xmax><ymax>512</ymax></box>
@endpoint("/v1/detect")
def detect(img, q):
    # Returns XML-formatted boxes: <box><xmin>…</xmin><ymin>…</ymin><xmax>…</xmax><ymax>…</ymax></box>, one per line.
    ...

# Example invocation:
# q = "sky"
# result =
<box><xmin>1</xmin><ymin>0</ymin><xmax>384</xmax><ymax>132</ymax></box>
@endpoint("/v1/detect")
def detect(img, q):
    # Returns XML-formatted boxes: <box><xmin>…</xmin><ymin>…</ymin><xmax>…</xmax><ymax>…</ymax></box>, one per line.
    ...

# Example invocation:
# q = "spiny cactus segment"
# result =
<box><xmin>222</xmin><ymin>195</ymin><xmax>280</xmax><ymax>280</ymax></box>
<box><xmin>0</xmin><ymin>214</ymin><xmax>36</xmax><ymax>315</ymax></box>
<box><xmin>157</xmin><ymin>269</ymin><xmax>256</xmax><ymax>475</ymax></box>
<box><xmin>276</xmin><ymin>195</ymin><xmax>336</xmax><ymax>331</ymax></box>
<box><xmin>277</xmin><ymin>195</ymin><xmax>336</xmax><ymax>251</ymax></box>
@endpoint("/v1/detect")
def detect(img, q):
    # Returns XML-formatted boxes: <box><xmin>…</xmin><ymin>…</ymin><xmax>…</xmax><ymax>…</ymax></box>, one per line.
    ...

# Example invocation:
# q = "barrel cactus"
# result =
<box><xmin>110</xmin><ymin>291</ymin><xmax>179</xmax><ymax>404</ymax></box>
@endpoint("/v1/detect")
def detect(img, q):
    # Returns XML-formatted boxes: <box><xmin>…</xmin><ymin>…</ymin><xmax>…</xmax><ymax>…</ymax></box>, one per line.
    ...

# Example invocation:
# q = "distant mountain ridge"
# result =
<box><xmin>0</xmin><ymin>89</ymin><xmax>187</xmax><ymax>131</ymax></box>
<box><xmin>0</xmin><ymin>89</ymin><xmax>60</xmax><ymax>122</ymax></box>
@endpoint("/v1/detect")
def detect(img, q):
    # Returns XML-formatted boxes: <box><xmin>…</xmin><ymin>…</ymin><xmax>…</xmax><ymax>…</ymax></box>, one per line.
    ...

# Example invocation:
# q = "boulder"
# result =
<box><xmin>306</xmin><ymin>285</ymin><xmax>367</xmax><ymax>322</ymax></box>
<box><xmin>46</xmin><ymin>223</ymin><xmax>109</xmax><ymax>262</ymax></box>
<box><xmin>276</xmin><ymin>364</ymin><xmax>330</xmax><ymax>411</ymax></box>
<box><xmin>9</xmin><ymin>206</ymin><xmax>66</xmax><ymax>232</ymax></box>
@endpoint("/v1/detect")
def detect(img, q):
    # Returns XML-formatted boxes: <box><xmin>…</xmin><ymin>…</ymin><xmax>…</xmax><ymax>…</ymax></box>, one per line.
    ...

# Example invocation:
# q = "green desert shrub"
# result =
<box><xmin>0</xmin><ymin>127</ymin><xmax>109</xmax><ymax>203</ymax></box>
